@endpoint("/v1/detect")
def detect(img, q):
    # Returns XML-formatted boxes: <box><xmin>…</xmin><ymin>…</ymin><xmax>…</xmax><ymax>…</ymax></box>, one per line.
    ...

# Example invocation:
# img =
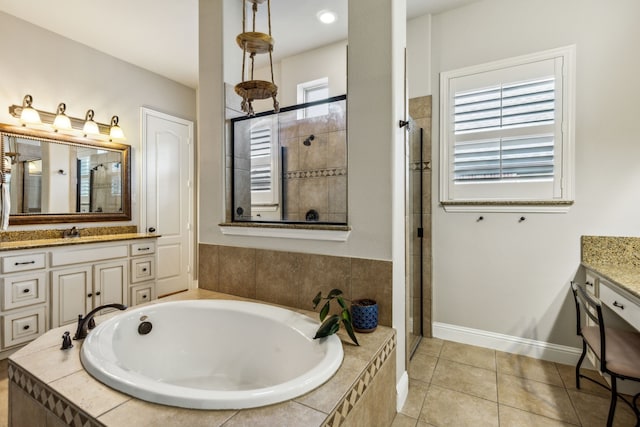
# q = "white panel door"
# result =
<box><xmin>142</xmin><ymin>108</ymin><xmax>194</xmax><ymax>297</ymax></box>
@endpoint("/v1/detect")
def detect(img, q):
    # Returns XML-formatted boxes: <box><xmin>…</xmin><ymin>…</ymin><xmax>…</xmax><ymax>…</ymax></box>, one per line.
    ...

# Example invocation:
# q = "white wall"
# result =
<box><xmin>431</xmin><ymin>0</ymin><xmax>640</xmax><ymax>349</ymax></box>
<box><xmin>407</xmin><ymin>14</ymin><xmax>431</xmax><ymax>98</ymax></box>
<box><xmin>0</xmin><ymin>11</ymin><xmax>196</xmax><ymax>229</ymax></box>
<box><xmin>199</xmin><ymin>1</ymin><xmax>399</xmax><ymax>262</ymax></box>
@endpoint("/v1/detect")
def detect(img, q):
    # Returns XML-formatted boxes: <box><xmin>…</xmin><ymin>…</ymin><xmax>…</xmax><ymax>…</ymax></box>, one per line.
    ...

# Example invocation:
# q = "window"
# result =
<box><xmin>249</xmin><ymin>118</ymin><xmax>279</xmax><ymax>206</ymax></box>
<box><xmin>439</xmin><ymin>46</ymin><xmax>575</xmax><ymax>212</ymax></box>
<box><xmin>297</xmin><ymin>77</ymin><xmax>329</xmax><ymax>118</ymax></box>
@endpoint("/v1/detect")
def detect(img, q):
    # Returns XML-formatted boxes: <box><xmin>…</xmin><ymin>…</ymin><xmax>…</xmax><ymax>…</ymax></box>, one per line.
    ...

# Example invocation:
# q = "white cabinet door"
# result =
<box><xmin>51</xmin><ymin>266</ymin><xmax>93</xmax><ymax>328</ymax></box>
<box><xmin>94</xmin><ymin>260</ymin><xmax>128</xmax><ymax>308</ymax></box>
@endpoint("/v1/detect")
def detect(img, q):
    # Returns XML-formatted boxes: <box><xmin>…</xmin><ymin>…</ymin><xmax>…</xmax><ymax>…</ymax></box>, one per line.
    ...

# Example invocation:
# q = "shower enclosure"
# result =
<box><xmin>406</xmin><ymin>96</ymin><xmax>432</xmax><ymax>359</ymax></box>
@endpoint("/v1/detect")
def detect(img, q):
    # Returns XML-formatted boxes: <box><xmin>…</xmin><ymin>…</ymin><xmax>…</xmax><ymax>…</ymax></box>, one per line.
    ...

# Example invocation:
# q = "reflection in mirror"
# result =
<box><xmin>0</xmin><ymin>124</ymin><xmax>131</xmax><ymax>224</ymax></box>
<box><xmin>232</xmin><ymin>95</ymin><xmax>347</xmax><ymax>224</ymax></box>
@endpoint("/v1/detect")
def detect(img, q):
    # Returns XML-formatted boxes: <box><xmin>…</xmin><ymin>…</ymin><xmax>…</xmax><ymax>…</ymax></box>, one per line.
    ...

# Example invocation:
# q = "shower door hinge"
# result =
<box><xmin>417</xmin><ymin>228</ymin><xmax>424</xmax><ymax>238</ymax></box>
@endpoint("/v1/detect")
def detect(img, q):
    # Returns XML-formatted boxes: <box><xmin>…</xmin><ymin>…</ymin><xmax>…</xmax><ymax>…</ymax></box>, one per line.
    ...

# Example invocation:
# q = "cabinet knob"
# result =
<box><xmin>23</xmin><ymin>325</ymin><xmax>30</xmax><ymax>330</ymax></box>
<box><xmin>96</xmin><ymin>291</ymin><xmax>101</xmax><ymax>296</ymax></box>
<box><xmin>22</xmin><ymin>288</ymin><xmax>30</xmax><ymax>293</ymax></box>
<box><xmin>142</xmin><ymin>268</ymin><xmax>148</xmax><ymax>272</ymax></box>
<box><xmin>87</xmin><ymin>293</ymin><xmax>93</xmax><ymax>298</ymax></box>
<box><xmin>148</xmin><ymin>227</ymin><xmax>156</xmax><ymax>233</ymax></box>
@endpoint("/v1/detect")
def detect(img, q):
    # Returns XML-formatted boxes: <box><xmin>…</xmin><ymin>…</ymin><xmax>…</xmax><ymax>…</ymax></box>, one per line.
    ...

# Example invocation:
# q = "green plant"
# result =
<box><xmin>312</xmin><ymin>289</ymin><xmax>359</xmax><ymax>346</ymax></box>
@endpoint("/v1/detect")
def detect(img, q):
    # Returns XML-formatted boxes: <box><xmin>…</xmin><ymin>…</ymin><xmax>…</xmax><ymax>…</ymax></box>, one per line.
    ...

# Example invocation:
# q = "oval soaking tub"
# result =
<box><xmin>80</xmin><ymin>299</ymin><xmax>344</xmax><ymax>410</ymax></box>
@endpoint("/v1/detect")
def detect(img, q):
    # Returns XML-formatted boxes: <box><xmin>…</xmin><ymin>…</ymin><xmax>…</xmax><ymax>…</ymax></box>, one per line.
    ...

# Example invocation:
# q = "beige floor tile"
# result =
<box><xmin>419</xmin><ymin>384</ymin><xmax>499</xmax><ymax>427</ymax></box>
<box><xmin>496</xmin><ymin>351</ymin><xmax>564</xmax><ymax>386</ymax></box>
<box><xmin>555</xmin><ymin>362</ymin><xmax>611</xmax><ymax>398</ymax></box>
<box><xmin>498</xmin><ymin>404</ymin><xmax>578</xmax><ymax>426</ymax></box>
<box><xmin>408</xmin><ymin>352</ymin><xmax>438</xmax><ymax>383</ymax></box>
<box><xmin>497</xmin><ymin>373</ymin><xmax>579</xmax><ymax>424</ymax></box>
<box><xmin>413</xmin><ymin>337</ymin><xmax>443</xmax><ymax>358</ymax></box>
<box><xmin>391</xmin><ymin>412</ymin><xmax>418</xmax><ymax>427</ymax></box>
<box><xmin>439</xmin><ymin>341</ymin><xmax>496</xmax><ymax>371</ymax></box>
<box><xmin>399</xmin><ymin>380</ymin><xmax>429</xmax><ymax>418</ymax></box>
<box><xmin>431</xmin><ymin>359</ymin><xmax>497</xmax><ymax>402</ymax></box>
<box><xmin>568</xmin><ymin>389</ymin><xmax>638</xmax><ymax>427</ymax></box>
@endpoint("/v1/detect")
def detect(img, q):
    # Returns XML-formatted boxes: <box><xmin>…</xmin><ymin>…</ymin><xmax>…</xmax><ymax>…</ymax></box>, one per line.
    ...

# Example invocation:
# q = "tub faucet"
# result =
<box><xmin>73</xmin><ymin>303</ymin><xmax>127</xmax><ymax>340</ymax></box>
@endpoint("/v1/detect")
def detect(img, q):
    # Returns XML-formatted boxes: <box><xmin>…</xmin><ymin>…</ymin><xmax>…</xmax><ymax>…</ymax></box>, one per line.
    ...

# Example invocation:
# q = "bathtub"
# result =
<box><xmin>80</xmin><ymin>299</ymin><xmax>344</xmax><ymax>410</ymax></box>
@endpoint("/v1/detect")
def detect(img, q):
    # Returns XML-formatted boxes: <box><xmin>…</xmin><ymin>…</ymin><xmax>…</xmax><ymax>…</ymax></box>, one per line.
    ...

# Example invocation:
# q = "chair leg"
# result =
<box><xmin>607</xmin><ymin>376</ymin><xmax>618</xmax><ymax>427</ymax></box>
<box><xmin>576</xmin><ymin>341</ymin><xmax>587</xmax><ymax>389</ymax></box>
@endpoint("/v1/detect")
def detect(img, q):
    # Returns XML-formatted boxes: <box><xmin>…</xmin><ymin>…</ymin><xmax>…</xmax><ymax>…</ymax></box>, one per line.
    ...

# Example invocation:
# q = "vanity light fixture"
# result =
<box><xmin>109</xmin><ymin>116</ymin><xmax>125</xmax><ymax>140</ymax></box>
<box><xmin>8</xmin><ymin>94</ymin><xmax>125</xmax><ymax>140</ymax></box>
<box><xmin>19</xmin><ymin>95</ymin><xmax>42</xmax><ymax>125</ymax></box>
<box><xmin>52</xmin><ymin>103</ymin><xmax>72</xmax><ymax>131</ymax></box>
<box><xmin>317</xmin><ymin>10</ymin><xmax>337</xmax><ymax>24</ymax></box>
<box><xmin>82</xmin><ymin>109</ymin><xmax>100</xmax><ymax>136</ymax></box>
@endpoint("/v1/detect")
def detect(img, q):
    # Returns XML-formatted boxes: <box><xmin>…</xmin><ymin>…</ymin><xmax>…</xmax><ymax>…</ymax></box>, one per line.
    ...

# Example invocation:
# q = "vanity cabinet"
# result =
<box><xmin>1</xmin><ymin>254</ymin><xmax>48</xmax><ymax>351</ymax></box>
<box><xmin>0</xmin><ymin>236</ymin><xmax>157</xmax><ymax>356</ymax></box>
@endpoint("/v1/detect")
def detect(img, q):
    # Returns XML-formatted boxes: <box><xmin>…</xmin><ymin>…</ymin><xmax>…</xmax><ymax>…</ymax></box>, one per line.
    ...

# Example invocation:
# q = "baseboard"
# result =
<box><xmin>396</xmin><ymin>371</ymin><xmax>409</xmax><ymax>412</ymax></box>
<box><xmin>433</xmin><ymin>322</ymin><xmax>582</xmax><ymax>365</ymax></box>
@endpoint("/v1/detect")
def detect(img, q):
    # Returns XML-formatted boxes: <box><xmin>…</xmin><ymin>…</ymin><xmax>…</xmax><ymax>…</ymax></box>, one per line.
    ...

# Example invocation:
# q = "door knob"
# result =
<box><xmin>148</xmin><ymin>227</ymin><xmax>156</xmax><ymax>233</ymax></box>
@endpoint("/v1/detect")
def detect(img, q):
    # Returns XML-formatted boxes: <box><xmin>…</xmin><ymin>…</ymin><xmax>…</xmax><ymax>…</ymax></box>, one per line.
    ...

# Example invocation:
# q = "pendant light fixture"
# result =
<box><xmin>234</xmin><ymin>0</ymin><xmax>279</xmax><ymax>116</ymax></box>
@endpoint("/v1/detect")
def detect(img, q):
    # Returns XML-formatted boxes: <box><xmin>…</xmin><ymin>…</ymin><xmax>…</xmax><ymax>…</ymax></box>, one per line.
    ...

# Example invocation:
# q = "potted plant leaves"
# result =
<box><xmin>312</xmin><ymin>289</ymin><xmax>359</xmax><ymax>346</ymax></box>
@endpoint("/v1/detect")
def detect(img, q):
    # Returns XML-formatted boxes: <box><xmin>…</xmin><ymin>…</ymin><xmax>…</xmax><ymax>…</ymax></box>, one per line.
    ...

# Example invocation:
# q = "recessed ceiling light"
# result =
<box><xmin>317</xmin><ymin>10</ymin><xmax>337</xmax><ymax>24</ymax></box>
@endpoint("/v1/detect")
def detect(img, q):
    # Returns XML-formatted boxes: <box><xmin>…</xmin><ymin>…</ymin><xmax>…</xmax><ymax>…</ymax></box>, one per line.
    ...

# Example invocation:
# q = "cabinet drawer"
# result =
<box><xmin>131</xmin><ymin>257</ymin><xmax>155</xmax><ymax>283</ymax></box>
<box><xmin>2</xmin><ymin>306</ymin><xmax>46</xmax><ymax>348</ymax></box>
<box><xmin>51</xmin><ymin>245</ymin><xmax>128</xmax><ymax>267</ymax></box>
<box><xmin>2</xmin><ymin>253</ymin><xmax>46</xmax><ymax>274</ymax></box>
<box><xmin>2</xmin><ymin>272</ymin><xmax>46</xmax><ymax>310</ymax></box>
<box><xmin>130</xmin><ymin>282</ymin><xmax>156</xmax><ymax>306</ymax></box>
<box><xmin>131</xmin><ymin>242</ymin><xmax>155</xmax><ymax>257</ymax></box>
<box><xmin>599</xmin><ymin>281</ymin><xmax>640</xmax><ymax>330</ymax></box>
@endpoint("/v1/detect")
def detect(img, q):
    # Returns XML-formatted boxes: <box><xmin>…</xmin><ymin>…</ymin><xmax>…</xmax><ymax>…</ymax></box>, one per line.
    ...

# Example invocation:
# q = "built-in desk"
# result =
<box><xmin>580</xmin><ymin>235</ymin><xmax>640</xmax><ymax>395</ymax></box>
<box><xmin>580</xmin><ymin>261</ymin><xmax>640</xmax><ymax>331</ymax></box>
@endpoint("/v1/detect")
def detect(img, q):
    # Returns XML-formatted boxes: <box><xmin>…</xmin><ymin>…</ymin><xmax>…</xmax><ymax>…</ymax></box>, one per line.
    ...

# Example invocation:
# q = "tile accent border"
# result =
<box><xmin>8</xmin><ymin>362</ymin><xmax>104</xmax><ymax>427</ymax></box>
<box><xmin>322</xmin><ymin>333</ymin><xmax>397</xmax><ymax>427</ymax></box>
<box><xmin>285</xmin><ymin>167</ymin><xmax>347</xmax><ymax>180</ymax></box>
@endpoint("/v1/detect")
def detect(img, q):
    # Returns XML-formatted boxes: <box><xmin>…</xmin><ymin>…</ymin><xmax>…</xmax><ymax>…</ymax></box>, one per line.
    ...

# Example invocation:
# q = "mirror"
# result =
<box><xmin>0</xmin><ymin>123</ymin><xmax>131</xmax><ymax>225</ymax></box>
<box><xmin>232</xmin><ymin>96</ymin><xmax>347</xmax><ymax>224</ymax></box>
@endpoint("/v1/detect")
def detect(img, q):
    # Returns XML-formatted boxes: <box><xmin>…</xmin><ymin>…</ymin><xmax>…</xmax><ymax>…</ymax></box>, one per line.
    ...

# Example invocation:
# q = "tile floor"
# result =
<box><xmin>392</xmin><ymin>338</ymin><xmax>637</xmax><ymax>427</ymax></box>
<box><xmin>0</xmin><ymin>339</ymin><xmax>637</xmax><ymax>426</ymax></box>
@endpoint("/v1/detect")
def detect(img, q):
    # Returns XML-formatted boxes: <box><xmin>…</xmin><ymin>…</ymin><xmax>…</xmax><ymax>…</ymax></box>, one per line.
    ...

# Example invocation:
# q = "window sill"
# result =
<box><xmin>440</xmin><ymin>200</ymin><xmax>574</xmax><ymax>213</ymax></box>
<box><xmin>218</xmin><ymin>223</ymin><xmax>351</xmax><ymax>241</ymax></box>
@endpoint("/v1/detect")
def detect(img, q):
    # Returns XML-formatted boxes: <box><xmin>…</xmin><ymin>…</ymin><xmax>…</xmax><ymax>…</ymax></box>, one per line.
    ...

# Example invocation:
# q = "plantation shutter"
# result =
<box><xmin>250</xmin><ymin>128</ymin><xmax>271</xmax><ymax>193</ymax></box>
<box><xmin>453</xmin><ymin>78</ymin><xmax>556</xmax><ymax>183</ymax></box>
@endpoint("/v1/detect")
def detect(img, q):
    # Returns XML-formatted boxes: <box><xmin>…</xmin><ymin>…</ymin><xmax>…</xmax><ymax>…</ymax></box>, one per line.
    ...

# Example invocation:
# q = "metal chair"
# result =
<box><xmin>571</xmin><ymin>282</ymin><xmax>640</xmax><ymax>426</ymax></box>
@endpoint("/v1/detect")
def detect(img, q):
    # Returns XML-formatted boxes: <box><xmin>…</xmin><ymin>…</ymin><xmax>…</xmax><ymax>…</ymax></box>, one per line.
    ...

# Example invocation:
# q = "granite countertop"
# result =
<box><xmin>0</xmin><ymin>233</ymin><xmax>158</xmax><ymax>252</ymax></box>
<box><xmin>581</xmin><ymin>261</ymin><xmax>640</xmax><ymax>301</ymax></box>
<box><xmin>581</xmin><ymin>235</ymin><xmax>640</xmax><ymax>301</ymax></box>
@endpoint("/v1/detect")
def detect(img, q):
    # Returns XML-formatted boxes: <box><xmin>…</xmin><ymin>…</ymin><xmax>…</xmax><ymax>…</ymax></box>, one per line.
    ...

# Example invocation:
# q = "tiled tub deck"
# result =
<box><xmin>8</xmin><ymin>289</ymin><xmax>396</xmax><ymax>427</ymax></box>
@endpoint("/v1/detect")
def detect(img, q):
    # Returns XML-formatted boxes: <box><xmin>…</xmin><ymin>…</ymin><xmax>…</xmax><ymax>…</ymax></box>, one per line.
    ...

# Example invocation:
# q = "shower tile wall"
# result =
<box><xmin>279</xmin><ymin>102</ymin><xmax>347</xmax><ymax>223</ymax></box>
<box><xmin>409</xmin><ymin>95</ymin><xmax>432</xmax><ymax>337</ymax></box>
<box><xmin>198</xmin><ymin>244</ymin><xmax>392</xmax><ymax>327</ymax></box>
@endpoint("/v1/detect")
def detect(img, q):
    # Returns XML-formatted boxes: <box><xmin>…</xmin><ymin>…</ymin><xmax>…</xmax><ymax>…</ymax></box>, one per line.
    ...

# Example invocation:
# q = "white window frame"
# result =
<box><xmin>297</xmin><ymin>77</ymin><xmax>329</xmax><ymax>119</ymax></box>
<box><xmin>439</xmin><ymin>45</ymin><xmax>576</xmax><ymax>213</ymax></box>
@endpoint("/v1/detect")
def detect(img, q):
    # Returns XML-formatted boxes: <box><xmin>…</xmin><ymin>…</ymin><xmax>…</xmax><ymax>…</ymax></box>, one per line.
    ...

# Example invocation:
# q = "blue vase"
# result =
<box><xmin>351</xmin><ymin>299</ymin><xmax>378</xmax><ymax>333</ymax></box>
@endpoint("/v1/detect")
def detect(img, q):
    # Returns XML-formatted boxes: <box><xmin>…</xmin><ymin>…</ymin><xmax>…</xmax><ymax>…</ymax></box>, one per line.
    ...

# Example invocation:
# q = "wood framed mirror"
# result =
<box><xmin>0</xmin><ymin>123</ymin><xmax>131</xmax><ymax>225</ymax></box>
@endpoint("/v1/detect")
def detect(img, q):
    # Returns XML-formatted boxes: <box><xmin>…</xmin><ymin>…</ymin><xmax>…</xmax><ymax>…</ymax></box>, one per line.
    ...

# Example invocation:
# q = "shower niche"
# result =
<box><xmin>231</xmin><ymin>95</ymin><xmax>347</xmax><ymax>224</ymax></box>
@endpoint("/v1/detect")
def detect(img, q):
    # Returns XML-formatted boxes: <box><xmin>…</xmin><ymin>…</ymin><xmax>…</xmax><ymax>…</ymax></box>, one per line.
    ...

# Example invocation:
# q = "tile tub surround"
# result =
<box><xmin>8</xmin><ymin>289</ymin><xmax>397</xmax><ymax>427</ymax></box>
<box><xmin>198</xmin><ymin>244</ymin><xmax>393</xmax><ymax>327</ymax></box>
<box><xmin>581</xmin><ymin>235</ymin><xmax>640</xmax><ymax>299</ymax></box>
